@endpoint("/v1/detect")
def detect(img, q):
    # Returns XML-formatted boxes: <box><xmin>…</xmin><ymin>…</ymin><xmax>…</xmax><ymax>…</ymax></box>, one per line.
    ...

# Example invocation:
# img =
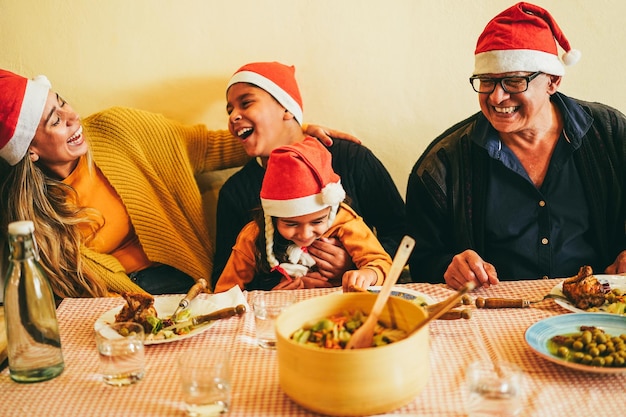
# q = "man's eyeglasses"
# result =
<box><xmin>469</xmin><ymin>71</ymin><xmax>543</xmax><ymax>94</ymax></box>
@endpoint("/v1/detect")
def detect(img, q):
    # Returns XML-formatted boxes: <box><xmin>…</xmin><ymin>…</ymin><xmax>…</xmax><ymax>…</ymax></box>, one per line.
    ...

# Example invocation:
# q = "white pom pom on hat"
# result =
<box><xmin>474</xmin><ymin>2</ymin><xmax>581</xmax><ymax>76</ymax></box>
<box><xmin>0</xmin><ymin>70</ymin><xmax>52</xmax><ymax>166</ymax></box>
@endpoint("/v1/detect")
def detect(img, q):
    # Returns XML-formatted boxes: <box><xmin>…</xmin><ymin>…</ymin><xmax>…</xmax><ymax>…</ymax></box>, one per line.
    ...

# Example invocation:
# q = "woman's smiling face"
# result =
<box><xmin>28</xmin><ymin>90</ymin><xmax>87</xmax><ymax>178</ymax></box>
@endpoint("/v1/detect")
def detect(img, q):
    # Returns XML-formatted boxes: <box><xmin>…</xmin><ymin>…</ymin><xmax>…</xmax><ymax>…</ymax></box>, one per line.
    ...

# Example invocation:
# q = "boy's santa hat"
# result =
<box><xmin>0</xmin><ymin>69</ymin><xmax>51</xmax><ymax>166</ymax></box>
<box><xmin>226</xmin><ymin>61</ymin><xmax>303</xmax><ymax>125</ymax></box>
<box><xmin>474</xmin><ymin>2</ymin><xmax>581</xmax><ymax>76</ymax></box>
<box><xmin>261</xmin><ymin>137</ymin><xmax>345</xmax><ymax>277</ymax></box>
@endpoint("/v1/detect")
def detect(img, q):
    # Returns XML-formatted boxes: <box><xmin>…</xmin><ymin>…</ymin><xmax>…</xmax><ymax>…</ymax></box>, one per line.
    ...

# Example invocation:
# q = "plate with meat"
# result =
<box><xmin>94</xmin><ymin>285</ymin><xmax>248</xmax><ymax>345</ymax></box>
<box><xmin>550</xmin><ymin>266</ymin><xmax>626</xmax><ymax>315</ymax></box>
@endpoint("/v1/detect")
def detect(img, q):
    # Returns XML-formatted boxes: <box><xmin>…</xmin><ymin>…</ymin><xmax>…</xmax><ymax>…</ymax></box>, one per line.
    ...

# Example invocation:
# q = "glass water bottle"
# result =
<box><xmin>3</xmin><ymin>220</ymin><xmax>64</xmax><ymax>382</ymax></box>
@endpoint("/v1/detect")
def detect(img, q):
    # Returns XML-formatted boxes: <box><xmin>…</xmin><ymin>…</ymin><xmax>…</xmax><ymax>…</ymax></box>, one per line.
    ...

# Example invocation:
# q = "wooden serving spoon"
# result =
<box><xmin>345</xmin><ymin>236</ymin><xmax>415</xmax><ymax>349</ymax></box>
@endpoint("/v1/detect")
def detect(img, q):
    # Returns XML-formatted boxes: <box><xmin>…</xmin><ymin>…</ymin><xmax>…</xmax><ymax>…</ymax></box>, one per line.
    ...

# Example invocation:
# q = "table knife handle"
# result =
<box><xmin>475</xmin><ymin>298</ymin><xmax>530</xmax><ymax>308</ymax></box>
<box><xmin>191</xmin><ymin>304</ymin><xmax>247</xmax><ymax>326</ymax></box>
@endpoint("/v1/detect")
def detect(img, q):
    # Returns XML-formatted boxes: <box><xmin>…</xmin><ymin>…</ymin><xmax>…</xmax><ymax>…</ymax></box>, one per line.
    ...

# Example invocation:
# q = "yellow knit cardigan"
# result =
<box><xmin>82</xmin><ymin>107</ymin><xmax>249</xmax><ymax>294</ymax></box>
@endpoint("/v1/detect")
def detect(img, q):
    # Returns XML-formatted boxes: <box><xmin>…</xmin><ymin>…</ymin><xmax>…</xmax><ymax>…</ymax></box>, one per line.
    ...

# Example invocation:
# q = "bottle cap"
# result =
<box><xmin>8</xmin><ymin>220</ymin><xmax>35</xmax><ymax>235</ymax></box>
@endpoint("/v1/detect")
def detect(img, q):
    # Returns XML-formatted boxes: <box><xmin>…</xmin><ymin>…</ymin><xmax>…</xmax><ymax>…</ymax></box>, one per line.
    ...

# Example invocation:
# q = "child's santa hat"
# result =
<box><xmin>474</xmin><ymin>2</ymin><xmax>581</xmax><ymax>76</ymax></box>
<box><xmin>226</xmin><ymin>61</ymin><xmax>303</xmax><ymax>125</ymax></box>
<box><xmin>261</xmin><ymin>137</ymin><xmax>345</xmax><ymax>278</ymax></box>
<box><xmin>0</xmin><ymin>69</ymin><xmax>52</xmax><ymax>166</ymax></box>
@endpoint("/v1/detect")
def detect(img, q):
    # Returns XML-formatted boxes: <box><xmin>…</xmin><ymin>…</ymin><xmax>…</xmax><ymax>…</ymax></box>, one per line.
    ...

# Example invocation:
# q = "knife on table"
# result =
<box><xmin>475</xmin><ymin>293</ymin><xmax>568</xmax><ymax>308</ymax></box>
<box><xmin>169</xmin><ymin>278</ymin><xmax>208</xmax><ymax>319</ymax></box>
<box><xmin>163</xmin><ymin>304</ymin><xmax>247</xmax><ymax>331</ymax></box>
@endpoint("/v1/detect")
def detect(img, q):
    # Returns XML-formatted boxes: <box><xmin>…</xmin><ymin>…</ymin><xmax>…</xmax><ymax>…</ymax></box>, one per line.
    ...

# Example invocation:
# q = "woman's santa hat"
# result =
<box><xmin>0</xmin><ymin>69</ymin><xmax>52</xmax><ymax>166</ymax></box>
<box><xmin>227</xmin><ymin>61</ymin><xmax>303</xmax><ymax>125</ymax></box>
<box><xmin>261</xmin><ymin>137</ymin><xmax>345</xmax><ymax>278</ymax></box>
<box><xmin>474</xmin><ymin>2</ymin><xmax>581</xmax><ymax>76</ymax></box>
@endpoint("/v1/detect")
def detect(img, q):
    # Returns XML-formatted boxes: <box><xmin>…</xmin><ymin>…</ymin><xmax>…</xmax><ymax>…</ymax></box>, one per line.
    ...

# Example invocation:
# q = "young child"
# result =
<box><xmin>212</xmin><ymin>61</ymin><xmax>406</xmax><ymax>290</ymax></box>
<box><xmin>214</xmin><ymin>137</ymin><xmax>392</xmax><ymax>292</ymax></box>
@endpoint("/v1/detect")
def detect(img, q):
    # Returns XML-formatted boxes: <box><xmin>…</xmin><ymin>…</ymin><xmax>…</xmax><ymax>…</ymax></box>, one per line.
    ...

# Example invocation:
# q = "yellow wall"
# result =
<box><xmin>1</xmin><ymin>0</ymin><xmax>624</xmax><ymax>196</ymax></box>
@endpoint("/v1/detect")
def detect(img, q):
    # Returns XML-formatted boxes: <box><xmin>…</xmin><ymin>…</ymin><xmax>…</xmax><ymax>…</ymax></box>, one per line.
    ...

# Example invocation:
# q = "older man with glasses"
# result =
<box><xmin>406</xmin><ymin>2</ymin><xmax>626</xmax><ymax>290</ymax></box>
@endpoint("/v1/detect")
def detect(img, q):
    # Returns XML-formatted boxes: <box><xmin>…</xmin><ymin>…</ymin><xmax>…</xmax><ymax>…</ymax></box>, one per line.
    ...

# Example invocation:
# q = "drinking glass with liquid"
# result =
<box><xmin>252</xmin><ymin>291</ymin><xmax>296</xmax><ymax>349</ymax></box>
<box><xmin>179</xmin><ymin>350</ymin><xmax>232</xmax><ymax>416</ymax></box>
<box><xmin>95</xmin><ymin>321</ymin><xmax>145</xmax><ymax>386</ymax></box>
<box><xmin>465</xmin><ymin>360</ymin><xmax>523</xmax><ymax>417</ymax></box>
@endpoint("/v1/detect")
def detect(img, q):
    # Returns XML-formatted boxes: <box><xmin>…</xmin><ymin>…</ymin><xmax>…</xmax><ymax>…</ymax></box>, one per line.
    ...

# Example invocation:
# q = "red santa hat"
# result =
<box><xmin>226</xmin><ymin>61</ymin><xmax>303</xmax><ymax>125</ymax></box>
<box><xmin>0</xmin><ymin>69</ymin><xmax>52</xmax><ymax>166</ymax></box>
<box><xmin>261</xmin><ymin>137</ymin><xmax>345</xmax><ymax>272</ymax></box>
<box><xmin>474</xmin><ymin>2</ymin><xmax>581</xmax><ymax>76</ymax></box>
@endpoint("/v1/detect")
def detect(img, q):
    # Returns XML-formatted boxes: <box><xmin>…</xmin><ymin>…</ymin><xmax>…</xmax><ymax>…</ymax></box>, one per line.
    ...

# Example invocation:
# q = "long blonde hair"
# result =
<box><xmin>0</xmin><ymin>153</ymin><xmax>108</xmax><ymax>298</ymax></box>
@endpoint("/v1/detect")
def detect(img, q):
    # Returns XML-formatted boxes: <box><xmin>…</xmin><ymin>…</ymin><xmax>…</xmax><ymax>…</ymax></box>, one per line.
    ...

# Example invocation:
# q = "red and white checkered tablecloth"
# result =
<box><xmin>1</xmin><ymin>279</ymin><xmax>625</xmax><ymax>417</ymax></box>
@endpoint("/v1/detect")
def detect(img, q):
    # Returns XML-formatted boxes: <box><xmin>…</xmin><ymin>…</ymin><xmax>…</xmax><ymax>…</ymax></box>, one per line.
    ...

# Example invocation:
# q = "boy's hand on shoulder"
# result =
<box><xmin>304</xmin><ymin>124</ymin><xmax>361</xmax><ymax>146</ymax></box>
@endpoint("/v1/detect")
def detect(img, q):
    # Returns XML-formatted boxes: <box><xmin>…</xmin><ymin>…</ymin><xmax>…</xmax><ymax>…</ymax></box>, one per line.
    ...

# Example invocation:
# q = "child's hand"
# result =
<box><xmin>272</xmin><ymin>277</ymin><xmax>305</xmax><ymax>290</ymax></box>
<box><xmin>301</xmin><ymin>272</ymin><xmax>334</xmax><ymax>289</ymax></box>
<box><xmin>342</xmin><ymin>269</ymin><xmax>378</xmax><ymax>293</ymax></box>
<box><xmin>303</xmin><ymin>124</ymin><xmax>361</xmax><ymax>146</ymax></box>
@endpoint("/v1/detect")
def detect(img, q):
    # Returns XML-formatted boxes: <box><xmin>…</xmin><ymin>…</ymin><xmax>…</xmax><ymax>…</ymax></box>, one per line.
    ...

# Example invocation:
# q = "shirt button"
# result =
<box><xmin>541</xmin><ymin>238</ymin><xmax>549</xmax><ymax>245</ymax></box>
<box><xmin>538</xmin><ymin>200</ymin><xmax>546</xmax><ymax>207</ymax></box>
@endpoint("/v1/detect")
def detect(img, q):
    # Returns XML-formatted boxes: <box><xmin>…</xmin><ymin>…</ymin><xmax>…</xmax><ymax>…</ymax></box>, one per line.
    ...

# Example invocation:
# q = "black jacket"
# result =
<box><xmin>406</xmin><ymin>93</ymin><xmax>626</xmax><ymax>283</ymax></box>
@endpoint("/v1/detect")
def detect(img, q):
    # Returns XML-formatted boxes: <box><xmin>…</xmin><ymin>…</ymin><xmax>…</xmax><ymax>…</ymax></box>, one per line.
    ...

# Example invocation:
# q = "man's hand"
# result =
<box><xmin>443</xmin><ymin>249</ymin><xmax>499</xmax><ymax>290</ymax></box>
<box><xmin>307</xmin><ymin>237</ymin><xmax>356</xmax><ymax>281</ymax></box>
<box><xmin>605</xmin><ymin>250</ymin><xmax>626</xmax><ymax>274</ymax></box>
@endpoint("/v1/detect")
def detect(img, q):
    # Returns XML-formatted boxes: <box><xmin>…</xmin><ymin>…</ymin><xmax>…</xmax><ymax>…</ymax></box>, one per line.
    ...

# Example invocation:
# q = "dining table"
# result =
<box><xmin>0</xmin><ymin>279</ymin><xmax>625</xmax><ymax>417</ymax></box>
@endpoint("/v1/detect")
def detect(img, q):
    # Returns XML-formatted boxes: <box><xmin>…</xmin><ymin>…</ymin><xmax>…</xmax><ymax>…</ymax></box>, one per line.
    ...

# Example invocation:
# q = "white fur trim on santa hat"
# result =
<box><xmin>228</xmin><ymin>70</ymin><xmax>303</xmax><ymax>125</ymax></box>
<box><xmin>0</xmin><ymin>75</ymin><xmax>51</xmax><ymax>166</ymax></box>
<box><xmin>261</xmin><ymin>180</ymin><xmax>345</xmax><ymax>219</ymax></box>
<box><xmin>262</xmin><ymin>192</ymin><xmax>328</xmax><ymax>219</ymax></box>
<box><xmin>474</xmin><ymin>49</ymin><xmax>565</xmax><ymax>76</ymax></box>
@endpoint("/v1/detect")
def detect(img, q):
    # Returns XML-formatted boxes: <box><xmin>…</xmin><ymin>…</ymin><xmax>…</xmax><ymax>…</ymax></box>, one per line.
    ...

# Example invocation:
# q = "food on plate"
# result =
<box><xmin>115</xmin><ymin>292</ymin><xmax>160</xmax><ymax>332</ymax></box>
<box><xmin>549</xmin><ymin>325</ymin><xmax>626</xmax><ymax>368</ymax></box>
<box><xmin>290</xmin><ymin>310</ymin><xmax>407</xmax><ymax>349</ymax></box>
<box><xmin>115</xmin><ymin>292</ymin><xmax>191</xmax><ymax>340</ymax></box>
<box><xmin>589</xmin><ymin>288</ymin><xmax>626</xmax><ymax>315</ymax></box>
<box><xmin>561</xmin><ymin>266</ymin><xmax>606</xmax><ymax>310</ymax></box>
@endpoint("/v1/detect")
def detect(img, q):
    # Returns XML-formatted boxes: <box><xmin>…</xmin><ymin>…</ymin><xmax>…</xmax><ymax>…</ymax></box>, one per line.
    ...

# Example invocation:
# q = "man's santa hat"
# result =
<box><xmin>474</xmin><ymin>2</ymin><xmax>581</xmax><ymax>76</ymax></box>
<box><xmin>0</xmin><ymin>69</ymin><xmax>51</xmax><ymax>166</ymax></box>
<box><xmin>261</xmin><ymin>137</ymin><xmax>345</xmax><ymax>278</ymax></box>
<box><xmin>227</xmin><ymin>61</ymin><xmax>303</xmax><ymax>125</ymax></box>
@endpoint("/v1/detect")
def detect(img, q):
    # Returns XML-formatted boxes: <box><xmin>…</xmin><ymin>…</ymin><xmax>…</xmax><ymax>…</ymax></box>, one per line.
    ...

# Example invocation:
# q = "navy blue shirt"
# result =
<box><xmin>477</xmin><ymin>127</ymin><xmax>598</xmax><ymax>280</ymax></box>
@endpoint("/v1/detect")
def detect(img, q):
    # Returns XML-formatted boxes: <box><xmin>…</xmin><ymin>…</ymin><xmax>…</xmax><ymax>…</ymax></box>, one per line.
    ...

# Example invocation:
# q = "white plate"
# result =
<box><xmin>525</xmin><ymin>313</ymin><xmax>626</xmax><ymax>374</ymax></box>
<box><xmin>94</xmin><ymin>286</ymin><xmax>248</xmax><ymax>345</ymax></box>
<box><xmin>550</xmin><ymin>274</ymin><xmax>626</xmax><ymax>315</ymax></box>
<box><xmin>367</xmin><ymin>286</ymin><xmax>436</xmax><ymax>307</ymax></box>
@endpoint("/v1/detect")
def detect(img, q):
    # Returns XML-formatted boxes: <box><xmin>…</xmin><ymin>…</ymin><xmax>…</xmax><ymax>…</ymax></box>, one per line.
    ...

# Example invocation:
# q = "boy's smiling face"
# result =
<box><xmin>226</xmin><ymin>83</ymin><xmax>295</xmax><ymax>158</ymax></box>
